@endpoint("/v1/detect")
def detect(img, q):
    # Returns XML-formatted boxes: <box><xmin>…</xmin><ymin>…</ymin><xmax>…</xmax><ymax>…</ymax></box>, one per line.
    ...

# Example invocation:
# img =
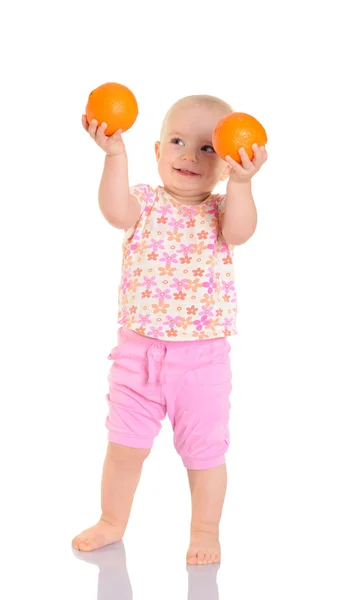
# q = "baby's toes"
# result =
<box><xmin>186</xmin><ymin>550</ymin><xmax>198</xmax><ymax>565</ymax></box>
<box><xmin>72</xmin><ymin>536</ymin><xmax>81</xmax><ymax>549</ymax></box>
<box><xmin>209</xmin><ymin>552</ymin><xmax>220</xmax><ymax>564</ymax></box>
<box><xmin>77</xmin><ymin>540</ymin><xmax>94</xmax><ymax>552</ymax></box>
<box><xmin>196</xmin><ymin>551</ymin><xmax>207</xmax><ymax>564</ymax></box>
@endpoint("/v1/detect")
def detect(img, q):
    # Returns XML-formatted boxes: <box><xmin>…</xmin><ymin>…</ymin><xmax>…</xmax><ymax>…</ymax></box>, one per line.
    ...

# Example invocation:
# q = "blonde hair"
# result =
<box><xmin>160</xmin><ymin>94</ymin><xmax>233</xmax><ymax>140</ymax></box>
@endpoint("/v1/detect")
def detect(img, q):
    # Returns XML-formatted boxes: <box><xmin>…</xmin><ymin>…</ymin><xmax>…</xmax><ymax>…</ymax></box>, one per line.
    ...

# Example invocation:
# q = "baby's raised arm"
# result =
<box><xmin>82</xmin><ymin>116</ymin><xmax>140</xmax><ymax>230</ymax></box>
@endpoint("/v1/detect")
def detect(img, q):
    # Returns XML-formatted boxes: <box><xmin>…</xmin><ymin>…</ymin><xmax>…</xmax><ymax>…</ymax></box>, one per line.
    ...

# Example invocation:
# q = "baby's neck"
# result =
<box><xmin>162</xmin><ymin>185</ymin><xmax>211</xmax><ymax>205</ymax></box>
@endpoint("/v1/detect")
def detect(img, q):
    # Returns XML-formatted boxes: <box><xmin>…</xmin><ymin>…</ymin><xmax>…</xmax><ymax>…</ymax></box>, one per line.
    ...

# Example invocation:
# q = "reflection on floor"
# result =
<box><xmin>72</xmin><ymin>542</ymin><xmax>220</xmax><ymax>599</ymax></box>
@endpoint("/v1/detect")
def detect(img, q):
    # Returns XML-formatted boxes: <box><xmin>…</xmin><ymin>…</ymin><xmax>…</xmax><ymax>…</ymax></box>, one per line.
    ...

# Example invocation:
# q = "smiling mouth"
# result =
<box><xmin>174</xmin><ymin>168</ymin><xmax>199</xmax><ymax>176</ymax></box>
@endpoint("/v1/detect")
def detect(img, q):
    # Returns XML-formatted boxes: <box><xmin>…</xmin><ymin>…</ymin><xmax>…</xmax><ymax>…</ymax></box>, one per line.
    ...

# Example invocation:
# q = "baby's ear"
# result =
<box><xmin>220</xmin><ymin>162</ymin><xmax>231</xmax><ymax>181</ymax></box>
<box><xmin>155</xmin><ymin>141</ymin><xmax>160</xmax><ymax>160</ymax></box>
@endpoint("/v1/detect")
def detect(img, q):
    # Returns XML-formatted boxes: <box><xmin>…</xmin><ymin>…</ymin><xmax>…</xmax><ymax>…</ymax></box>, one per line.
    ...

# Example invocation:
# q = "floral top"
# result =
<box><xmin>117</xmin><ymin>184</ymin><xmax>237</xmax><ymax>341</ymax></box>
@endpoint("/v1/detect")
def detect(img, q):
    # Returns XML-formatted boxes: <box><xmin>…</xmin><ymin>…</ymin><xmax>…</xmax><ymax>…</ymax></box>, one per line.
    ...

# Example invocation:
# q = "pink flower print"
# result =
<box><xmin>157</xmin><ymin>204</ymin><xmax>172</xmax><ymax>217</ymax></box>
<box><xmin>138</xmin><ymin>314</ymin><xmax>152</xmax><ymax>326</ymax></box>
<box><xmin>219</xmin><ymin>241</ymin><xmax>229</xmax><ymax>253</ymax></box>
<box><xmin>178</xmin><ymin>316</ymin><xmax>193</xmax><ymax>330</ymax></box>
<box><xmin>137</xmin><ymin>241</ymin><xmax>148</xmax><ymax>254</ymax></box>
<box><xmin>182</xmin><ymin>205</ymin><xmax>197</xmax><ymax>219</ymax></box>
<box><xmin>163</xmin><ymin>315</ymin><xmax>181</xmax><ymax>328</ymax></box>
<box><xmin>222</xmin><ymin>317</ymin><xmax>233</xmax><ymax>330</ymax></box>
<box><xmin>201</xmin><ymin>293</ymin><xmax>215</xmax><ymax>307</ymax></box>
<box><xmin>147</xmin><ymin>326</ymin><xmax>164</xmax><ymax>339</ymax></box>
<box><xmin>207</xmin><ymin>241</ymin><xmax>216</xmax><ymax>251</ymax></box>
<box><xmin>130</xmin><ymin>241</ymin><xmax>140</xmax><ymax>252</ymax></box>
<box><xmin>194</xmin><ymin>241</ymin><xmax>206</xmax><ymax>255</ymax></box>
<box><xmin>194</xmin><ymin>314</ymin><xmax>210</xmax><ymax>331</ymax></box>
<box><xmin>136</xmin><ymin>326</ymin><xmax>146</xmax><ymax>336</ymax></box>
<box><xmin>129</xmin><ymin>278</ymin><xmax>139</xmax><ymax>293</ymax></box>
<box><xmin>189</xmin><ymin>278</ymin><xmax>202</xmax><ymax>293</ymax></box>
<box><xmin>230</xmin><ymin>290</ymin><xmax>237</xmax><ymax>303</ymax></box>
<box><xmin>203</xmin><ymin>277</ymin><xmax>217</xmax><ymax>294</ymax></box>
<box><xmin>177</xmin><ymin>243</ymin><xmax>196</xmax><ymax>257</ymax></box>
<box><xmin>152</xmin><ymin>288</ymin><xmax>172</xmax><ymax>302</ymax></box>
<box><xmin>208</xmin><ymin>317</ymin><xmax>220</xmax><ymax>330</ymax></box>
<box><xmin>133</xmin><ymin>230</ymin><xmax>142</xmax><ymax>241</ymax></box>
<box><xmin>199</xmin><ymin>306</ymin><xmax>214</xmax><ymax>319</ymax></box>
<box><xmin>160</xmin><ymin>252</ymin><xmax>178</xmax><ymax>266</ymax></box>
<box><xmin>141</xmin><ymin>276</ymin><xmax>157</xmax><ymax>289</ymax></box>
<box><xmin>158</xmin><ymin>266</ymin><xmax>176</xmax><ymax>277</ymax></box>
<box><xmin>192</xmin><ymin>330</ymin><xmax>210</xmax><ymax>340</ymax></box>
<box><xmin>170</xmin><ymin>278</ymin><xmax>191</xmax><ymax>291</ymax></box>
<box><xmin>221</xmin><ymin>280</ymin><xmax>235</xmax><ymax>294</ymax></box>
<box><xmin>143</xmin><ymin>188</ymin><xmax>155</xmax><ymax>205</ymax></box>
<box><xmin>148</xmin><ymin>238</ymin><xmax>165</xmax><ymax>252</ymax></box>
<box><xmin>209</xmin><ymin>228</ymin><xmax>217</xmax><ymax>242</ymax></box>
<box><xmin>121</xmin><ymin>275</ymin><xmax>131</xmax><ymax>295</ymax></box>
<box><xmin>152</xmin><ymin>302</ymin><xmax>170</xmax><ymax>315</ymax></box>
<box><xmin>167</xmin><ymin>230</ymin><xmax>184</xmax><ymax>243</ymax></box>
<box><xmin>166</xmin><ymin>328</ymin><xmax>178</xmax><ymax>338</ymax></box>
<box><xmin>174</xmin><ymin>291</ymin><xmax>187</xmax><ymax>300</ymax></box>
<box><xmin>169</xmin><ymin>217</ymin><xmax>185</xmax><ymax>230</ymax></box>
<box><xmin>207</xmin><ymin>201</ymin><xmax>218</xmax><ymax>215</ymax></box>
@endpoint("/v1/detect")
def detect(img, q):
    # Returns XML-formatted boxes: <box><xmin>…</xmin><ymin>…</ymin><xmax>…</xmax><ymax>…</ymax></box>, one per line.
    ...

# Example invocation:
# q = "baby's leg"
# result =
<box><xmin>186</xmin><ymin>464</ymin><xmax>227</xmax><ymax>565</ymax></box>
<box><xmin>72</xmin><ymin>442</ymin><xmax>150</xmax><ymax>552</ymax></box>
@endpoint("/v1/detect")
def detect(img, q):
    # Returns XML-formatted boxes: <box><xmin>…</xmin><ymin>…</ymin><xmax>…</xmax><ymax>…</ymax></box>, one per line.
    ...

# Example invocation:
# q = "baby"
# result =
<box><xmin>72</xmin><ymin>94</ymin><xmax>267</xmax><ymax>565</ymax></box>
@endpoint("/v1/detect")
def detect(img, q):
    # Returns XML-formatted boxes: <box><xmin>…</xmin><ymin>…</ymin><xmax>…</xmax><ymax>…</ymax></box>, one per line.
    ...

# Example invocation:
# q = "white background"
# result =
<box><xmin>1</xmin><ymin>0</ymin><xmax>350</xmax><ymax>598</ymax></box>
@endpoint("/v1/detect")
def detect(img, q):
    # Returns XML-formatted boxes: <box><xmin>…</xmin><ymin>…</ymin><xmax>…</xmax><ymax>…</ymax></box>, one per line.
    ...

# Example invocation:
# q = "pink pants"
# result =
<box><xmin>105</xmin><ymin>327</ymin><xmax>232</xmax><ymax>470</ymax></box>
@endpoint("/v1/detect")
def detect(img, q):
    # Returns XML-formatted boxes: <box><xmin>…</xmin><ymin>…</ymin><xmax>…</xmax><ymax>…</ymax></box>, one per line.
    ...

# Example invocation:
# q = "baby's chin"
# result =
<box><xmin>161</xmin><ymin>180</ymin><xmax>216</xmax><ymax>205</ymax></box>
<box><xmin>163</xmin><ymin>173</ymin><xmax>209</xmax><ymax>192</ymax></box>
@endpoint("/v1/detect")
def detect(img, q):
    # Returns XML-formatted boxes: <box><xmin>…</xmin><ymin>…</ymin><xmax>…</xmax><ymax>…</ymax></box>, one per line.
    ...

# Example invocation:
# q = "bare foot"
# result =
<box><xmin>186</xmin><ymin>530</ymin><xmax>221</xmax><ymax>565</ymax></box>
<box><xmin>72</xmin><ymin>519</ymin><xmax>124</xmax><ymax>552</ymax></box>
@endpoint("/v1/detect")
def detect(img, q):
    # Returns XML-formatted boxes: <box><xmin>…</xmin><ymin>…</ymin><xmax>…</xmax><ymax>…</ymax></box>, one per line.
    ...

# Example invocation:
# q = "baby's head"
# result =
<box><xmin>155</xmin><ymin>95</ymin><xmax>233</xmax><ymax>203</ymax></box>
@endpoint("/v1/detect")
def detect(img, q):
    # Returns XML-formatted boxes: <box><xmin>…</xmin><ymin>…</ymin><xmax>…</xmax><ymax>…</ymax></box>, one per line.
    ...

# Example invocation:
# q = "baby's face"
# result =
<box><xmin>155</xmin><ymin>104</ymin><xmax>230</xmax><ymax>202</ymax></box>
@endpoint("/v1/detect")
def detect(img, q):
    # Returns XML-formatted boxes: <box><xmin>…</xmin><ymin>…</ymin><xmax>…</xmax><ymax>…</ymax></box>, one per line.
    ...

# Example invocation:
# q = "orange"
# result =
<box><xmin>212</xmin><ymin>112</ymin><xmax>267</xmax><ymax>163</ymax></box>
<box><xmin>85</xmin><ymin>82</ymin><xmax>138</xmax><ymax>136</ymax></box>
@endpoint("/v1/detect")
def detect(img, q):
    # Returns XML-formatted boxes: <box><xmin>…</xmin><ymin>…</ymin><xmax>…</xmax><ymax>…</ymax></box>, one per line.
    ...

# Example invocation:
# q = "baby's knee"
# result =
<box><xmin>107</xmin><ymin>442</ymin><xmax>151</xmax><ymax>465</ymax></box>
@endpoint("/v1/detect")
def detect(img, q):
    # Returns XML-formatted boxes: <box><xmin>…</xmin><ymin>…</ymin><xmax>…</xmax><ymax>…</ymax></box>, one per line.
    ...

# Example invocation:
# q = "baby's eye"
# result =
<box><xmin>202</xmin><ymin>145</ymin><xmax>215</xmax><ymax>153</ymax></box>
<box><xmin>171</xmin><ymin>138</ymin><xmax>185</xmax><ymax>146</ymax></box>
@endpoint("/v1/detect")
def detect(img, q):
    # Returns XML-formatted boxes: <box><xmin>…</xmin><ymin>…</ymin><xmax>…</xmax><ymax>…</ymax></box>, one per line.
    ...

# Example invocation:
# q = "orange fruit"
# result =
<box><xmin>212</xmin><ymin>112</ymin><xmax>267</xmax><ymax>163</ymax></box>
<box><xmin>85</xmin><ymin>82</ymin><xmax>138</xmax><ymax>136</ymax></box>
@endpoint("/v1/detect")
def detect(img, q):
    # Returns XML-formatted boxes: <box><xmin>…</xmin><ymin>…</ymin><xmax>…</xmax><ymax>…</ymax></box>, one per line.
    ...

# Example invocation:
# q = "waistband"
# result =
<box><xmin>118</xmin><ymin>327</ymin><xmax>228</xmax><ymax>350</ymax></box>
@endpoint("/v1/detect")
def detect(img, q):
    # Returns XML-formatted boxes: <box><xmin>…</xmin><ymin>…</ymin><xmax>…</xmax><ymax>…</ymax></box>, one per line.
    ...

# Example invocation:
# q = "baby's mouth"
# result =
<box><xmin>174</xmin><ymin>168</ymin><xmax>199</xmax><ymax>177</ymax></box>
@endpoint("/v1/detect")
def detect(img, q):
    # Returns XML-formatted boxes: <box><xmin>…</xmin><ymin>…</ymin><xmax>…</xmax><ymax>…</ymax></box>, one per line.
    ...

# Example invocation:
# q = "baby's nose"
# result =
<box><xmin>181</xmin><ymin>149</ymin><xmax>197</xmax><ymax>162</ymax></box>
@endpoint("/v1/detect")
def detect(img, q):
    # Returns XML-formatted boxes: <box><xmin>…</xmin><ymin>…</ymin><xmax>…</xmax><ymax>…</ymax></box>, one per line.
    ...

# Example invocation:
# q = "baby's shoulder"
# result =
<box><xmin>130</xmin><ymin>183</ymin><xmax>156</xmax><ymax>198</ymax></box>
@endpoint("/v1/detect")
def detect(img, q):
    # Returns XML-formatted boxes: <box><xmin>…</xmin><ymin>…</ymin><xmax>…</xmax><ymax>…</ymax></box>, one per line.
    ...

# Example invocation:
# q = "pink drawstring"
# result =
<box><xmin>146</xmin><ymin>345</ymin><xmax>166</xmax><ymax>383</ymax></box>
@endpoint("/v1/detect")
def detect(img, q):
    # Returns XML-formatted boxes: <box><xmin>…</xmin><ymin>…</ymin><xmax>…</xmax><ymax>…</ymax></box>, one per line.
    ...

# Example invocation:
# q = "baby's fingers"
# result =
<box><xmin>87</xmin><ymin>118</ymin><xmax>99</xmax><ymax>138</ymax></box>
<box><xmin>95</xmin><ymin>122</ymin><xmax>109</xmax><ymax>145</ymax></box>
<box><xmin>110</xmin><ymin>128</ymin><xmax>123</xmax><ymax>140</ymax></box>
<box><xmin>82</xmin><ymin>115</ymin><xmax>89</xmax><ymax>131</ymax></box>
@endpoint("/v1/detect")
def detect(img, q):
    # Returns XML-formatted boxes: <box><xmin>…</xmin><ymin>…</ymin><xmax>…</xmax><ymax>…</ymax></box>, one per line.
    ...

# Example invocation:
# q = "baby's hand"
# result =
<box><xmin>226</xmin><ymin>144</ymin><xmax>268</xmax><ymax>184</ymax></box>
<box><xmin>82</xmin><ymin>115</ymin><xmax>126</xmax><ymax>157</ymax></box>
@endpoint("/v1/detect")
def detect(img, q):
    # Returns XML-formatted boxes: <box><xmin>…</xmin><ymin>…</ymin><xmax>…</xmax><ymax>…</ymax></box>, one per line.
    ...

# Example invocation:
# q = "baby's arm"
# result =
<box><xmin>221</xmin><ymin>144</ymin><xmax>267</xmax><ymax>245</ymax></box>
<box><xmin>221</xmin><ymin>180</ymin><xmax>257</xmax><ymax>246</ymax></box>
<box><xmin>83</xmin><ymin>116</ymin><xmax>140</xmax><ymax>230</ymax></box>
<box><xmin>98</xmin><ymin>154</ymin><xmax>140</xmax><ymax>229</ymax></box>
